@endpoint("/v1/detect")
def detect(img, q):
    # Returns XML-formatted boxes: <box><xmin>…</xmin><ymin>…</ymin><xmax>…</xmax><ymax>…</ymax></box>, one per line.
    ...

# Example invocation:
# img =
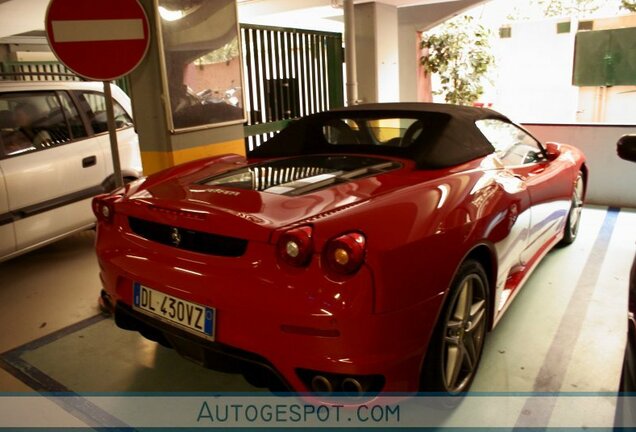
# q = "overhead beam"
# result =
<box><xmin>238</xmin><ymin>0</ymin><xmax>332</xmax><ymax>19</ymax></box>
<box><xmin>398</xmin><ymin>0</ymin><xmax>488</xmax><ymax>30</ymax></box>
<box><xmin>0</xmin><ymin>0</ymin><xmax>49</xmax><ymax>39</ymax></box>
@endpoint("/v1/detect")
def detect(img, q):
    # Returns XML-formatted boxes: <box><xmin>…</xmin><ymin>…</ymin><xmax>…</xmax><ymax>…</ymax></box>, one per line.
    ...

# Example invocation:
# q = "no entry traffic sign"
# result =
<box><xmin>45</xmin><ymin>0</ymin><xmax>150</xmax><ymax>81</ymax></box>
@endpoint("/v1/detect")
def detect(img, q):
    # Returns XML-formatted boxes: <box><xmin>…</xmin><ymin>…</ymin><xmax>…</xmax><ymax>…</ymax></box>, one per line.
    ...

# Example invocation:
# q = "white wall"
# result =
<box><xmin>524</xmin><ymin>123</ymin><xmax>636</xmax><ymax>207</ymax></box>
<box><xmin>577</xmin><ymin>86</ymin><xmax>636</xmax><ymax>124</ymax></box>
<box><xmin>484</xmin><ymin>19</ymin><xmax>580</xmax><ymax>124</ymax></box>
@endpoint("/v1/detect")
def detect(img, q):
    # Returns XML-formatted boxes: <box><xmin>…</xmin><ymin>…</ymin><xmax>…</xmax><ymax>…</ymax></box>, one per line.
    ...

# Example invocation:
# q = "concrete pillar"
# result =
<box><xmin>129</xmin><ymin>0</ymin><xmax>245</xmax><ymax>175</ymax></box>
<box><xmin>398</xmin><ymin>26</ymin><xmax>432</xmax><ymax>102</ymax></box>
<box><xmin>398</xmin><ymin>24</ymin><xmax>420</xmax><ymax>102</ymax></box>
<box><xmin>354</xmin><ymin>2</ymin><xmax>399</xmax><ymax>103</ymax></box>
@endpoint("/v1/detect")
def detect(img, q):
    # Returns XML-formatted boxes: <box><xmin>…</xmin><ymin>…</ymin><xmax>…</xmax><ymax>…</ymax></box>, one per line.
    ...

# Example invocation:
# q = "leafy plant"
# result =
<box><xmin>533</xmin><ymin>0</ymin><xmax>602</xmax><ymax>17</ymax></box>
<box><xmin>420</xmin><ymin>16</ymin><xmax>494</xmax><ymax>106</ymax></box>
<box><xmin>505</xmin><ymin>0</ymin><xmax>619</xmax><ymax>21</ymax></box>
<box><xmin>623</xmin><ymin>0</ymin><xmax>636</xmax><ymax>12</ymax></box>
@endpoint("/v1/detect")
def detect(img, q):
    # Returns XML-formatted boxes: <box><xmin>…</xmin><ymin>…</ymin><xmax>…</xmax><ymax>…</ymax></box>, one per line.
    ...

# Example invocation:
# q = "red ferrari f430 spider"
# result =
<box><xmin>94</xmin><ymin>103</ymin><xmax>586</xmax><ymax>395</ymax></box>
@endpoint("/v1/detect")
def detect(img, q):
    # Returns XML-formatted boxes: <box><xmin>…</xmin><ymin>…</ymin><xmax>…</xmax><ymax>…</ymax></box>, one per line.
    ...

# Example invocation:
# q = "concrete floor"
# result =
<box><xmin>0</xmin><ymin>207</ymin><xmax>634</xmax><ymax>409</ymax></box>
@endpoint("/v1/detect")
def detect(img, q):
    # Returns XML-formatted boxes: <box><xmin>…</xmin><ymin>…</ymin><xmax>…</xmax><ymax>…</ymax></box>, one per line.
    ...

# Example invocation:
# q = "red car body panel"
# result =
<box><xmin>95</xmin><ymin>105</ymin><xmax>586</xmax><ymax>394</ymax></box>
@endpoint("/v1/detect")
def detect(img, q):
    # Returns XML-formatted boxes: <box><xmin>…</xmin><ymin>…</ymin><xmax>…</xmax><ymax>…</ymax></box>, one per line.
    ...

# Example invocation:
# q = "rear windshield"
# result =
<box><xmin>200</xmin><ymin>155</ymin><xmax>401</xmax><ymax>196</ymax></box>
<box><xmin>322</xmin><ymin>118</ymin><xmax>424</xmax><ymax>148</ymax></box>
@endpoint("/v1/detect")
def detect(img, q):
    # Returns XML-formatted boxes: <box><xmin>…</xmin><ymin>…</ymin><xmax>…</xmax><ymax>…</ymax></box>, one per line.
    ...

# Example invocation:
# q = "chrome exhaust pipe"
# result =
<box><xmin>341</xmin><ymin>377</ymin><xmax>365</xmax><ymax>395</ymax></box>
<box><xmin>311</xmin><ymin>375</ymin><xmax>334</xmax><ymax>393</ymax></box>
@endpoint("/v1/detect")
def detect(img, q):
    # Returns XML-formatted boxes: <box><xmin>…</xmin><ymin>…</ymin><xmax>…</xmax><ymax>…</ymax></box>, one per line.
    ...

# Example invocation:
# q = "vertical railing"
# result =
<box><xmin>0</xmin><ymin>61</ymin><xmax>132</xmax><ymax>95</ymax></box>
<box><xmin>241</xmin><ymin>25</ymin><xmax>344</xmax><ymax>151</ymax></box>
<box><xmin>0</xmin><ymin>61</ymin><xmax>81</xmax><ymax>81</ymax></box>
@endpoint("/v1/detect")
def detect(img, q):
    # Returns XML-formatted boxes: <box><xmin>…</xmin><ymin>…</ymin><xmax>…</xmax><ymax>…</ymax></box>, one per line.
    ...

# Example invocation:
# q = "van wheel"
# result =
<box><xmin>103</xmin><ymin>176</ymin><xmax>137</xmax><ymax>192</ymax></box>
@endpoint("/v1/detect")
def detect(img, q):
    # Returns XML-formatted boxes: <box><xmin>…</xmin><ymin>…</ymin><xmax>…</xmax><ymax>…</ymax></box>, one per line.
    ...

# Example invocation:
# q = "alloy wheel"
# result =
<box><xmin>569</xmin><ymin>175</ymin><xmax>584</xmax><ymax>238</ymax></box>
<box><xmin>441</xmin><ymin>274</ymin><xmax>487</xmax><ymax>393</ymax></box>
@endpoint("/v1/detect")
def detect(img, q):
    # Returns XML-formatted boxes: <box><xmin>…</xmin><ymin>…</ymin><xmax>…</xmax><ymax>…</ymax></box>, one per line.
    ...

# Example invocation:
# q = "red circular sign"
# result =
<box><xmin>45</xmin><ymin>0</ymin><xmax>150</xmax><ymax>81</ymax></box>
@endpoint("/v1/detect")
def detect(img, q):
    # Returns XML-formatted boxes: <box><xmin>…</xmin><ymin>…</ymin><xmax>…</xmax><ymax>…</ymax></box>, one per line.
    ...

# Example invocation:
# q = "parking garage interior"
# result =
<box><xmin>1</xmin><ymin>0</ymin><xmax>636</xmax><ymax>429</ymax></box>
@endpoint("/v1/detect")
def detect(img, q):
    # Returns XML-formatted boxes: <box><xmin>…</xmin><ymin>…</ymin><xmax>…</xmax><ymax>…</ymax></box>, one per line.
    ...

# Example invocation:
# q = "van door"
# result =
<box><xmin>0</xmin><ymin>91</ymin><xmax>107</xmax><ymax>251</ymax></box>
<box><xmin>0</xmin><ymin>161</ymin><xmax>16</xmax><ymax>259</ymax></box>
<box><xmin>73</xmin><ymin>90</ymin><xmax>141</xmax><ymax>182</ymax></box>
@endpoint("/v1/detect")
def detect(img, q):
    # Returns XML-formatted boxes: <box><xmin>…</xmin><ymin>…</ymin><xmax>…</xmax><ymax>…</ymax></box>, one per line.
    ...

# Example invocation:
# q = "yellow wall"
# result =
<box><xmin>141</xmin><ymin>139</ymin><xmax>246</xmax><ymax>175</ymax></box>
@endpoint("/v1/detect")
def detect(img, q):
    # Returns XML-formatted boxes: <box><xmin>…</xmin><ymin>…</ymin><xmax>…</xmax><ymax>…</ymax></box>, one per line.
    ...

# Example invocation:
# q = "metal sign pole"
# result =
<box><xmin>103</xmin><ymin>81</ymin><xmax>124</xmax><ymax>189</ymax></box>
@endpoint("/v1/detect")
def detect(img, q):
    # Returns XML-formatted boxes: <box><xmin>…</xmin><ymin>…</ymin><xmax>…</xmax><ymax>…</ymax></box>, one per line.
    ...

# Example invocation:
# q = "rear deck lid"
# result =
<box><xmin>123</xmin><ymin>155</ymin><xmax>409</xmax><ymax>243</ymax></box>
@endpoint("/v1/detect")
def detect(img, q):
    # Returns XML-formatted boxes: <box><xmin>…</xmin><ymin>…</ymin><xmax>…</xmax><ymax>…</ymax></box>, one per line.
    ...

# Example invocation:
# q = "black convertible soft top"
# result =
<box><xmin>250</xmin><ymin>103</ymin><xmax>511</xmax><ymax>169</ymax></box>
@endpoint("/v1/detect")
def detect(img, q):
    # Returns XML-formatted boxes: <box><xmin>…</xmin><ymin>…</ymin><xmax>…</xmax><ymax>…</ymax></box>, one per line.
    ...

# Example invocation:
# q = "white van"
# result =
<box><xmin>0</xmin><ymin>80</ymin><xmax>143</xmax><ymax>262</ymax></box>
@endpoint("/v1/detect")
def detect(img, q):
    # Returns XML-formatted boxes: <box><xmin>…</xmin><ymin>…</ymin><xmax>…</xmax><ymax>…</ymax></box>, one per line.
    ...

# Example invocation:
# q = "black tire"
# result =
<box><xmin>560</xmin><ymin>172</ymin><xmax>584</xmax><ymax>246</ymax></box>
<box><xmin>421</xmin><ymin>260</ymin><xmax>489</xmax><ymax>394</ymax></box>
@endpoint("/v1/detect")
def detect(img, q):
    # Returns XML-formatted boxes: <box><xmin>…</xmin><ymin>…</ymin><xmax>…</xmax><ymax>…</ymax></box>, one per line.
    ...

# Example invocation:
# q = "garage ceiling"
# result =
<box><xmin>0</xmin><ymin>0</ymin><xmax>481</xmax><ymax>39</ymax></box>
<box><xmin>238</xmin><ymin>0</ymin><xmax>485</xmax><ymax>32</ymax></box>
<box><xmin>238</xmin><ymin>0</ymin><xmax>465</xmax><ymax>7</ymax></box>
<box><xmin>0</xmin><ymin>0</ymin><xmax>49</xmax><ymax>40</ymax></box>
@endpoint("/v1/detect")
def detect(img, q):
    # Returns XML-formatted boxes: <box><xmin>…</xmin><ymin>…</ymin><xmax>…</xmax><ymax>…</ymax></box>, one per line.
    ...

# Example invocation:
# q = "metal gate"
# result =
<box><xmin>241</xmin><ymin>25</ymin><xmax>344</xmax><ymax>151</ymax></box>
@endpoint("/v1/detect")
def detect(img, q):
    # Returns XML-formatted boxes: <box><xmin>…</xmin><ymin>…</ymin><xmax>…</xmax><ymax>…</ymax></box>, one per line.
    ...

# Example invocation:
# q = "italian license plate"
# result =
<box><xmin>133</xmin><ymin>283</ymin><xmax>215</xmax><ymax>339</ymax></box>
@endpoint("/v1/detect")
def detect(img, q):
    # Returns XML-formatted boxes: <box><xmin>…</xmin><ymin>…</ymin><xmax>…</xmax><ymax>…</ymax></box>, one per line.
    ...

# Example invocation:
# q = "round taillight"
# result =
<box><xmin>324</xmin><ymin>232</ymin><xmax>366</xmax><ymax>275</ymax></box>
<box><xmin>334</xmin><ymin>248</ymin><xmax>350</xmax><ymax>265</ymax></box>
<box><xmin>92</xmin><ymin>194</ymin><xmax>117</xmax><ymax>224</ymax></box>
<box><xmin>277</xmin><ymin>226</ymin><xmax>314</xmax><ymax>267</ymax></box>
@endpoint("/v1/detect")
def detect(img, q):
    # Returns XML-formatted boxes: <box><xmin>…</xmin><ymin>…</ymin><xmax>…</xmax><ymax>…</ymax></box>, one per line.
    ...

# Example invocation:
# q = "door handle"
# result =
<box><xmin>82</xmin><ymin>156</ymin><xmax>97</xmax><ymax>168</ymax></box>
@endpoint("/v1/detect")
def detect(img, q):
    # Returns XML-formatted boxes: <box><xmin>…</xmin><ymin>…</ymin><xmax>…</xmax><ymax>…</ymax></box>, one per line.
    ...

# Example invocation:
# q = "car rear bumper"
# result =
<box><xmin>112</xmin><ymin>301</ymin><xmax>292</xmax><ymax>391</ymax></box>
<box><xmin>96</xmin><ymin>225</ymin><xmax>444</xmax><ymax>394</ymax></box>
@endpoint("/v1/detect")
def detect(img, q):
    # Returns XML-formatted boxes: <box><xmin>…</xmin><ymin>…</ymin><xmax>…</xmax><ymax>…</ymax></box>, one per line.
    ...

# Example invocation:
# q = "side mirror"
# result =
<box><xmin>544</xmin><ymin>142</ymin><xmax>561</xmax><ymax>161</ymax></box>
<box><xmin>618</xmin><ymin>134</ymin><xmax>636</xmax><ymax>163</ymax></box>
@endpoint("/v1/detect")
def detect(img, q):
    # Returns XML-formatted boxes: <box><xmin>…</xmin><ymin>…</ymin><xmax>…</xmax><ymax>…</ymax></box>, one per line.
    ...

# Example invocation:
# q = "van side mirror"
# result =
<box><xmin>544</xmin><ymin>142</ymin><xmax>561</xmax><ymax>161</ymax></box>
<box><xmin>618</xmin><ymin>135</ymin><xmax>636</xmax><ymax>163</ymax></box>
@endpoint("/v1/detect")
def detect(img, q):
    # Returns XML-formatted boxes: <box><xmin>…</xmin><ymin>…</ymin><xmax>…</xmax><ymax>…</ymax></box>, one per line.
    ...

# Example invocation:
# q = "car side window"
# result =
<box><xmin>476</xmin><ymin>119</ymin><xmax>546</xmax><ymax>166</ymax></box>
<box><xmin>0</xmin><ymin>92</ymin><xmax>75</xmax><ymax>158</ymax></box>
<box><xmin>74</xmin><ymin>91</ymin><xmax>133</xmax><ymax>134</ymax></box>
<box><xmin>57</xmin><ymin>92</ymin><xmax>88</xmax><ymax>140</ymax></box>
